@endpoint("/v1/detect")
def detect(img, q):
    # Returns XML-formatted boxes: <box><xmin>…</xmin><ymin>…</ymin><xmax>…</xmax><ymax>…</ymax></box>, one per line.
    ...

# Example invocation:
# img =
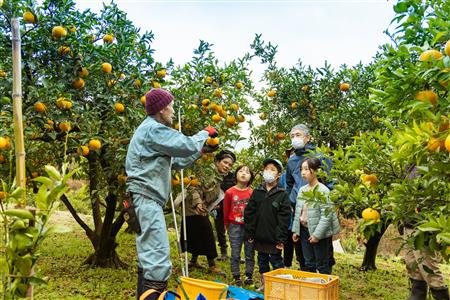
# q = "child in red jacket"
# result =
<box><xmin>224</xmin><ymin>165</ymin><xmax>255</xmax><ymax>286</ymax></box>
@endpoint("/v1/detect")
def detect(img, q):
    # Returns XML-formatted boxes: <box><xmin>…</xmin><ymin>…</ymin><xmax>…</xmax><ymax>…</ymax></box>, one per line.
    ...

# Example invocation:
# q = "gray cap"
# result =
<box><xmin>263</xmin><ymin>158</ymin><xmax>283</xmax><ymax>172</ymax></box>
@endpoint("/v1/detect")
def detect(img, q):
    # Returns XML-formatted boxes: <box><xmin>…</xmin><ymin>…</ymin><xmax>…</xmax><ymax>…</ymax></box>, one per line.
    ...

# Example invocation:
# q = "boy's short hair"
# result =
<box><xmin>262</xmin><ymin>158</ymin><xmax>283</xmax><ymax>173</ymax></box>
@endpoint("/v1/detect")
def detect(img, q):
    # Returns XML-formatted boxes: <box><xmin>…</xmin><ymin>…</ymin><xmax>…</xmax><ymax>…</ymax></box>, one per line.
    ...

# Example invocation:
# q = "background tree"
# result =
<box><xmin>248</xmin><ymin>34</ymin><xmax>384</xmax><ymax>162</ymax></box>
<box><xmin>0</xmin><ymin>0</ymin><xmax>166</xmax><ymax>267</ymax></box>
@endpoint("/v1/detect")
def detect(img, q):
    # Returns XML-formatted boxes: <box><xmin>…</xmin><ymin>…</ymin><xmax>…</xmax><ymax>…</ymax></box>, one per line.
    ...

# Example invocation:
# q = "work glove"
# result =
<box><xmin>203</xmin><ymin>125</ymin><xmax>218</xmax><ymax>138</ymax></box>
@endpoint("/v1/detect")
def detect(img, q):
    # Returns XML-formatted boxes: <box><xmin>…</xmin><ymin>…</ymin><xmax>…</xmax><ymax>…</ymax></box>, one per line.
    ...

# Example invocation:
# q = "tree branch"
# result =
<box><xmin>60</xmin><ymin>194</ymin><xmax>94</xmax><ymax>238</ymax></box>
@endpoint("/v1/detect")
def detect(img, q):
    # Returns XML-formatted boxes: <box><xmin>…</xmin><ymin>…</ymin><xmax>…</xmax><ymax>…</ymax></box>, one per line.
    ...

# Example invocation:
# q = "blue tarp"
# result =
<box><xmin>163</xmin><ymin>285</ymin><xmax>264</xmax><ymax>300</ymax></box>
<box><xmin>227</xmin><ymin>285</ymin><xmax>264</xmax><ymax>300</ymax></box>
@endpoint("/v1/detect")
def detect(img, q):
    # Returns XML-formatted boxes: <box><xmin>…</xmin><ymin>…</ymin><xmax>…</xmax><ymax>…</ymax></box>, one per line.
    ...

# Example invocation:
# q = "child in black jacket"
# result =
<box><xmin>244</xmin><ymin>158</ymin><xmax>291</xmax><ymax>292</ymax></box>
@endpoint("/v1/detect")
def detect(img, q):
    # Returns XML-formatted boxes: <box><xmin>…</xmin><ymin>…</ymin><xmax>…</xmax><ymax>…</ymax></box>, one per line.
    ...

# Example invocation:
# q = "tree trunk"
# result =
<box><xmin>60</xmin><ymin>192</ymin><xmax>127</xmax><ymax>268</ymax></box>
<box><xmin>360</xmin><ymin>223</ymin><xmax>389</xmax><ymax>271</ymax></box>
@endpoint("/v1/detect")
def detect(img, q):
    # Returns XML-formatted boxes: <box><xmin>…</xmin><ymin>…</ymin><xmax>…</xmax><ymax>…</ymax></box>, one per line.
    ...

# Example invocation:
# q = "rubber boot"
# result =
<box><xmin>137</xmin><ymin>267</ymin><xmax>144</xmax><ymax>300</ymax></box>
<box><xmin>141</xmin><ymin>279</ymin><xmax>167</xmax><ymax>300</ymax></box>
<box><xmin>407</xmin><ymin>279</ymin><xmax>428</xmax><ymax>300</ymax></box>
<box><xmin>430</xmin><ymin>287</ymin><xmax>450</xmax><ymax>300</ymax></box>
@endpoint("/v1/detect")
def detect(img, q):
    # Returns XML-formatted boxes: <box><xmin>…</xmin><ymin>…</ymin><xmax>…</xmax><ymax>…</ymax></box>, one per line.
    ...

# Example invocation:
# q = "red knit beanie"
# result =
<box><xmin>145</xmin><ymin>88</ymin><xmax>174</xmax><ymax>115</ymax></box>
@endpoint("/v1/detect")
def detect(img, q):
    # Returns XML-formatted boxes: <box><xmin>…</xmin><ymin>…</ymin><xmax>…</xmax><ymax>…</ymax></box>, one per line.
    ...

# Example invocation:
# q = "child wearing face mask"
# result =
<box><xmin>292</xmin><ymin>157</ymin><xmax>340</xmax><ymax>275</ymax></box>
<box><xmin>244</xmin><ymin>159</ymin><xmax>291</xmax><ymax>292</ymax></box>
<box><xmin>224</xmin><ymin>165</ymin><xmax>255</xmax><ymax>286</ymax></box>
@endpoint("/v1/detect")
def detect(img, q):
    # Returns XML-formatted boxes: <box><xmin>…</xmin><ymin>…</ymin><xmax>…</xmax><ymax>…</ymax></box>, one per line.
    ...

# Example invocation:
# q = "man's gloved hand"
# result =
<box><xmin>201</xmin><ymin>143</ymin><xmax>219</xmax><ymax>154</ymax></box>
<box><xmin>203</xmin><ymin>125</ymin><xmax>218</xmax><ymax>138</ymax></box>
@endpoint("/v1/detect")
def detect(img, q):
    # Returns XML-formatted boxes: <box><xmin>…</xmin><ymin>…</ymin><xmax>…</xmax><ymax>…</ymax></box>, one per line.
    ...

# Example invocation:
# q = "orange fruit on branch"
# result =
<box><xmin>339</xmin><ymin>83</ymin><xmax>350</xmax><ymax>91</ymax></box>
<box><xmin>214</xmin><ymin>88</ymin><xmax>222</xmax><ymax>98</ymax></box>
<box><xmin>88</xmin><ymin>139</ymin><xmax>102</xmax><ymax>151</ymax></box>
<box><xmin>419</xmin><ymin>49</ymin><xmax>443</xmax><ymax>61</ymax></box>
<box><xmin>275</xmin><ymin>133</ymin><xmax>286</xmax><ymax>140</ymax></box>
<box><xmin>362</xmin><ymin>208</ymin><xmax>380</xmax><ymax>221</ymax></box>
<box><xmin>52</xmin><ymin>26</ymin><xmax>67</xmax><ymax>39</ymax></box>
<box><xmin>156</xmin><ymin>69</ymin><xmax>167</xmax><ymax>78</ymax></box>
<box><xmin>267</xmin><ymin>90</ymin><xmax>276</xmax><ymax>97</ymax></box>
<box><xmin>183</xmin><ymin>177</ymin><xmax>191</xmax><ymax>185</ymax></box>
<box><xmin>361</xmin><ymin>174</ymin><xmax>378</xmax><ymax>186</ymax></box>
<box><xmin>78</xmin><ymin>67</ymin><xmax>89</xmax><ymax>78</ymax></box>
<box><xmin>140</xmin><ymin>95</ymin><xmax>146</xmax><ymax>105</ymax></box>
<box><xmin>427</xmin><ymin>137</ymin><xmax>444</xmax><ymax>152</ymax></box>
<box><xmin>211</xmin><ymin>114</ymin><xmax>222</xmax><ymax>123</ymax></box>
<box><xmin>57</xmin><ymin>46</ymin><xmax>70</xmax><ymax>56</ymax></box>
<box><xmin>58</xmin><ymin>122</ymin><xmax>71</xmax><ymax>132</ymax></box>
<box><xmin>34</xmin><ymin>102</ymin><xmax>47</xmax><ymax>113</ymax></box>
<box><xmin>115</xmin><ymin>103</ymin><xmax>125</xmax><ymax>113</ymax></box>
<box><xmin>226</xmin><ymin>116</ymin><xmax>236</xmax><ymax>127</ymax></box>
<box><xmin>201</xmin><ymin>99</ymin><xmax>210</xmax><ymax>107</ymax></box>
<box><xmin>101</xmin><ymin>62</ymin><xmax>112</xmax><ymax>74</ymax></box>
<box><xmin>103</xmin><ymin>34</ymin><xmax>114</xmax><ymax>43</ymax></box>
<box><xmin>207</xmin><ymin>137</ymin><xmax>219</xmax><ymax>147</ymax></box>
<box><xmin>445</xmin><ymin>40</ymin><xmax>450</xmax><ymax>57</ymax></box>
<box><xmin>230</xmin><ymin>103</ymin><xmax>239</xmax><ymax>111</ymax></box>
<box><xmin>23</xmin><ymin>11</ymin><xmax>36</xmax><ymax>24</ymax></box>
<box><xmin>72</xmin><ymin>78</ymin><xmax>85</xmax><ymax>89</ymax></box>
<box><xmin>445</xmin><ymin>134</ymin><xmax>450</xmax><ymax>153</ymax></box>
<box><xmin>79</xmin><ymin>145</ymin><xmax>89</xmax><ymax>156</ymax></box>
<box><xmin>235</xmin><ymin>82</ymin><xmax>244</xmax><ymax>89</ymax></box>
<box><xmin>0</xmin><ymin>137</ymin><xmax>7</xmax><ymax>149</ymax></box>
<box><xmin>415</xmin><ymin>90</ymin><xmax>438</xmax><ymax>106</ymax></box>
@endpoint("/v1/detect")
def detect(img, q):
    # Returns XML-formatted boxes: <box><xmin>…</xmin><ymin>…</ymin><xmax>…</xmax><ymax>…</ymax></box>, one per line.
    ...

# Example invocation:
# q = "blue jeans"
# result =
<box><xmin>300</xmin><ymin>225</ymin><xmax>331</xmax><ymax>274</ymax></box>
<box><xmin>134</xmin><ymin>194</ymin><xmax>171</xmax><ymax>281</ymax></box>
<box><xmin>257</xmin><ymin>251</ymin><xmax>284</xmax><ymax>274</ymax></box>
<box><xmin>228</xmin><ymin>223</ymin><xmax>255</xmax><ymax>277</ymax></box>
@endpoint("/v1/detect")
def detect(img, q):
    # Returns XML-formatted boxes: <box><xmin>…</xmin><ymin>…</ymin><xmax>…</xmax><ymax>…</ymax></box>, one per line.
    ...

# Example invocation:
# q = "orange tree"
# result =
<box><xmin>248</xmin><ymin>34</ymin><xmax>384</xmax><ymax>162</ymax></box>
<box><xmin>370</xmin><ymin>0</ymin><xmax>450</xmax><ymax>261</ymax></box>
<box><xmin>168</xmin><ymin>40</ymin><xmax>254</xmax><ymax>192</ymax></box>
<box><xmin>324</xmin><ymin>0</ymin><xmax>450</xmax><ymax>271</ymax></box>
<box><xmin>0</xmin><ymin>0</ymin><xmax>168</xmax><ymax>267</ymax></box>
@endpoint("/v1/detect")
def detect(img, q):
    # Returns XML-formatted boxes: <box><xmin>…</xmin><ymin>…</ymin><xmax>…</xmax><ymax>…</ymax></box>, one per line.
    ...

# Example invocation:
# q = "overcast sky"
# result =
<box><xmin>75</xmin><ymin>0</ymin><xmax>396</xmax><ymax>69</ymax></box>
<box><xmin>75</xmin><ymin>0</ymin><xmax>397</xmax><ymax>150</ymax></box>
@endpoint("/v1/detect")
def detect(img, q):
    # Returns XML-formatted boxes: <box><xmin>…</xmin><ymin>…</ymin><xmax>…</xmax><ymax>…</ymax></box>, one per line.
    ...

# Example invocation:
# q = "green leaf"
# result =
<box><xmin>3</xmin><ymin>209</ymin><xmax>35</xmax><ymax>220</ymax></box>
<box><xmin>413</xmin><ymin>231</ymin><xmax>425</xmax><ymax>249</ymax></box>
<box><xmin>14</xmin><ymin>254</ymin><xmax>33</xmax><ymax>276</ymax></box>
<box><xmin>436</xmin><ymin>233</ymin><xmax>450</xmax><ymax>245</ymax></box>
<box><xmin>417</xmin><ymin>221</ymin><xmax>441</xmax><ymax>232</ymax></box>
<box><xmin>44</xmin><ymin>165</ymin><xmax>61</xmax><ymax>181</ymax></box>
<box><xmin>43</xmin><ymin>225</ymin><xmax>72</xmax><ymax>235</ymax></box>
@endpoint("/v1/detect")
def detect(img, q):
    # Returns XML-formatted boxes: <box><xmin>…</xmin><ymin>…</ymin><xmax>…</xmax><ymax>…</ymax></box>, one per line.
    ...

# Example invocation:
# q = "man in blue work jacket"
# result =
<box><xmin>125</xmin><ymin>88</ymin><xmax>218</xmax><ymax>300</ymax></box>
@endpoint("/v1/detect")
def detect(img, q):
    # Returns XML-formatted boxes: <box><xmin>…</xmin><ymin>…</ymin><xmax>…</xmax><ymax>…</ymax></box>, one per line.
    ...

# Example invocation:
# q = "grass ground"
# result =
<box><xmin>31</xmin><ymin>211</ymin><xmax>450</xmax><ymax>300</ymax></box>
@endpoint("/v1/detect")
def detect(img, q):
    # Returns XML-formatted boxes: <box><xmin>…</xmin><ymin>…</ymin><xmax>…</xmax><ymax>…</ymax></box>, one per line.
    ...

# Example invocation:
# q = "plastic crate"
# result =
<box><xmin>264</xmin><ymin>269</ymin><xmax>339</xmax><ymax>300</ymax></box>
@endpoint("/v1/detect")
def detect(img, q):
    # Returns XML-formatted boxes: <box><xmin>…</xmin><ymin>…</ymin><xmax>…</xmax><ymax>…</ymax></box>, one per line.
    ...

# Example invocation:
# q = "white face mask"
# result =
<box><xmin>263</xmin><ymin>171</ymin><xmax>277</xmax><ymax>183</ymax></box>
<box><xmin>291</xmin><ymin>137</ymin><xmax>305</xmax><ymax>149</ymax></box>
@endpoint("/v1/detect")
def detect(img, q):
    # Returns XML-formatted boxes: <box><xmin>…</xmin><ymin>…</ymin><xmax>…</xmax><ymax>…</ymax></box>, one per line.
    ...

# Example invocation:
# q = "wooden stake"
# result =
<box><xmin>11</xmin><ymin>18</ymin><xmax>26</xmax><ymax>206</ymax></box>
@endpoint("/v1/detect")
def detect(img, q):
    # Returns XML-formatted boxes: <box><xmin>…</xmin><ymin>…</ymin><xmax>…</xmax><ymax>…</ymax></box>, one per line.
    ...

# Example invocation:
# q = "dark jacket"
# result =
<box><xmin>244</xmin><ymin>183</ymin><xmax>291</xmax><ymax>253</ymax></box>
<box><xmin>286</xmin><ymin>144</ymin><xmax>333</xmax><ymax>204</ymax></box>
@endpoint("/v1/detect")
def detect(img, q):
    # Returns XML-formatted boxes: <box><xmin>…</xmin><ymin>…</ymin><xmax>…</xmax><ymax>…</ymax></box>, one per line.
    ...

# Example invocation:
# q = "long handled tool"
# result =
<box><xmin>177</xmin><ymin>107</ymin><xmax>189</xmax><ymax>277</ymax></box>
<box><xmin>170</xmin><ymin>192</ymin><xmax>186</xmax><ymax>276</ymax></box>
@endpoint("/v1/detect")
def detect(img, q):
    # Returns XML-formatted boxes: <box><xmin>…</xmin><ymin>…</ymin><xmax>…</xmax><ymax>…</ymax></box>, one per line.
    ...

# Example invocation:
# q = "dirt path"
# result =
<box><xmin>48</xmin><ymin>210</ymin><xmax>92</xmax><ymax>229</ymax></box>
